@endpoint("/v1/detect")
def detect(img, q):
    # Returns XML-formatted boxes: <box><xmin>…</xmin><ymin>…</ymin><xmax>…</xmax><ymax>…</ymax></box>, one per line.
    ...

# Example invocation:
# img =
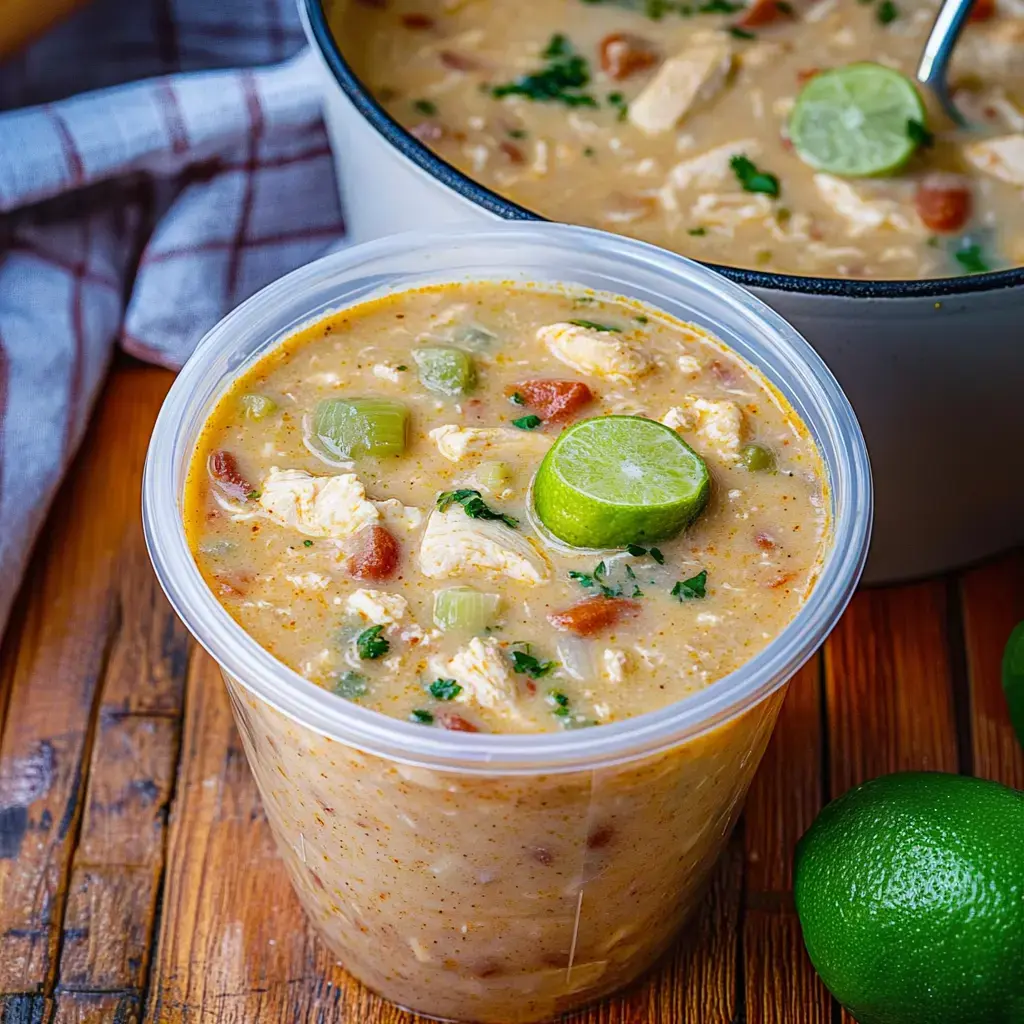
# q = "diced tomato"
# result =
<box><xmin>499</xmin><ymin>140</ymin><xmax>526</xmax><ymax>165</ymax></box>
<box><xmin>347</xmin><ymin>525</ymin><xmax>400</xmax><ymax>581</ymax></box>
<box><xmin>754</xmin><ymin>530</ymin><xmax>777</xmax><ymax>551</ymax></box>
<box><xmin>439</xmin><ymin>50</ymin><xmax>480</xmax><ymax>72</ymax></box>
<box><xmin>796</xmin><ymin>67</ymin><xmax>821</xmax><ymax>84</ymax></box>
<box><xmin>548</xmin><ymin>597</ymin><xmax>641</xmax><ymax>638</ymax></box>
<box><xmin>968</xmin><ymin>0</ymin><xmax>995</xmax><ymax>21</ymax></box>
<box><xmin>767</xmin><ymin>571</ymin><xmax>797</xmax><ymax>590</ymax></box>
<box><xmin>914</xmin><ymin>174</ymin><xmax>972</xmax><ymax>233</ymax></box>
<box><xmin>587</xmin><ymin>825</ymin><xmax>615</xmax><ymax>849</ymax></box>
<box><xmin>208</xmin><ymin>450</ymin><xmax>253</xmax><ymax>502</ymax></box>
<box><xmin>507</xmin><ymin>380</ymin><xmax>594</xmax><ymax>423</ymax></box>
<box><xmin>599</xmin><ymin>33</ymin><xmax>659</xmax><ymax>80</ymax></box>
<box><xmin>401</xmin><ymin>12</ymin><xmax>435</xmax><ymax>28</ymax></box>
<box><xmin>436</xmin><ymin>710</ymin><xmax>481</xmax><ymax>732</ymax></box>
<box><xmin>736</xmin><ymin>0</ymin><xmax>793</xmax><ymax>28</ymax></box>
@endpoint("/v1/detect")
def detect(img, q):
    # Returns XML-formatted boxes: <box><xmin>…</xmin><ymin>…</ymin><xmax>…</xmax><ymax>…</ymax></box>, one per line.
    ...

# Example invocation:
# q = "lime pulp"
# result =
<box><xmin>532</xmin><ymin>416</ymin><xmax>710</xmax><ymax>549</ymax></box>
<box><xmin>789</xmin><ymin>63</ymin><xmax>926</xmax><ymax>177</ymax></box>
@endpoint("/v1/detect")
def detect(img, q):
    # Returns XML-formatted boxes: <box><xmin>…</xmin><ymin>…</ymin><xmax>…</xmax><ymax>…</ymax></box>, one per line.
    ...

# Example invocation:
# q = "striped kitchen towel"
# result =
<box><xmin>0</xmin><ymin>0</ymin><xmax>346</xmax><ymax>637</ymax></box>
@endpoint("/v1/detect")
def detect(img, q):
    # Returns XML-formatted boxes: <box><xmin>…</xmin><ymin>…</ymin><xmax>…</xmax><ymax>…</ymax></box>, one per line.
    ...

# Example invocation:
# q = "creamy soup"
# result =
<box><xmin>333</xmin><ymin>0</ymin><xmax>1024</xmax><ymax>279</ymax></box>
<box><xmin>184</xmin><ymin>281</ymin><xmax>830</xmax><ymax>1022</ymax></box>
<box><xmin>186</xmin><ymin>284</ymin><xmax>827</xmax><ymax>734</ymax></box>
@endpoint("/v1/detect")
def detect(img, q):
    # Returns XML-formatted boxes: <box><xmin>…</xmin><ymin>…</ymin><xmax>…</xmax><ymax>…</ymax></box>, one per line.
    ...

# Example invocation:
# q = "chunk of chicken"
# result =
<box><xmin>662</xmin><ymin>396</ymin><xmax>744</xmax><ymax>459</ymax></box>
<box><xmin>602</xmin><ymin>648</ymin><xmax>631</xmax><ymax>685</ymax></box>
<box><xmin>669</xmin><ymin>139</ymin><xmax>760</xmax><ymax>191</ymax></box>
<box><xmin>813</xmin><ymin>175</ymin><xmax>919</xmax><ymax>236</ymax></box>
<box><xmin>953</xmin><ymin>18</ymin><xmax>1024</xmax><ymax>79</ymax></box>
<box><xmin>436</xmin><ymin>638</ymin><xmax>528</xmax><ymax>724</ymax></box>
<box><xmin>628</xmin><ymin>34</ymin><xmax>733</xmax><ymax>135</ymax></box>
<box><xmin>963</xmin><ymin>134</ymin><xmax>1024</xmax><ymax>187</ymax></box>
<box><xmin>258</xmin><ymin>468</ymin><xmax>380</xmax><ymax>539</ymax></box>
<box><xmin>418</xmin><ymin>509</ymin><xmax>551</xmax><ymax>585</ymax></box>
<box><xmin>346</xmin><ymin>588</ymin><xmax>409</xmax><ymax>626</ymax></box>
<box><xmin>538</xmin><ymin>322</ymin><xmax>653</xmax><ymax>384</ymax></box>
<box><xmin>429</xmin><ymin>425</ymin><xmax>548</xmax><ymax>462</ymax></box>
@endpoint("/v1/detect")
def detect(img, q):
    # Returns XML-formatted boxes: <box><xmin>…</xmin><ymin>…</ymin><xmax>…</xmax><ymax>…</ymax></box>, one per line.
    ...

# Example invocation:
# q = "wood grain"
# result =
<box><xmin>0</xmin><ymin>366</ymin><xmax>180</xmax><ymax>1006</ymax></box>
<box><xmin>960</xmin><ymin>552</ymin><xmax>1024</xmax><ymax>789</ymax></box>
<box><xmin>1</xmin><ymin>361</ymin><xmax>1022</xmax><ymax>1022</ymax></box>
<box><xmin>742</xmin><ymin>658</ymin><xmax>831</xmax><ymax>1024</ymax></box>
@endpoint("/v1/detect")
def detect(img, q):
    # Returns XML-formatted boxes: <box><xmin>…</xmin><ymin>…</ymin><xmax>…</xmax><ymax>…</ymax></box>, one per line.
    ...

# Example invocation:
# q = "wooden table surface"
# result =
<box><xmin>0</xmin><ymin>361</ymin><xmax>1021</xmax><ymax>1024</ymax></box>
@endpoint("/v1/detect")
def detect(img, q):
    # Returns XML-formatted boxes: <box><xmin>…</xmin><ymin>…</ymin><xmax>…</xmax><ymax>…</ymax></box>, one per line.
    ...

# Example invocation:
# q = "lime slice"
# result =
<box><xmin>790</xmin><ymin>63</ymin><xmax>926</xmax><ymax>177</ymax></box>
<box><xmin>533</xmin><ymin>416</ymin><xmax>710</xmax><ymax>549</ymax></box>
<box><xmin>1001</xmin><ymin>621</ymin><xmax>1024</xmax><ymax>749</ymax></box>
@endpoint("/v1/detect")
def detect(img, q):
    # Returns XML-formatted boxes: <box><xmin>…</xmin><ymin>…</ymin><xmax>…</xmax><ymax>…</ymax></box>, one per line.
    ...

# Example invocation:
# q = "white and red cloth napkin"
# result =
<box><xmin>0</xmin><ymin>0</ymin><xmax>347</xmax><ymax>636</ymax></box>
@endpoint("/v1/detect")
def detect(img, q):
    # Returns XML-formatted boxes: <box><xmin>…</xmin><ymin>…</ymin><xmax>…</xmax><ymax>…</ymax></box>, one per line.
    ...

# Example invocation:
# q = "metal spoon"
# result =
<box><xmin>916</xmin><ymin>0</ymin><xmax>977</xmax><ymax>127</ymax></box>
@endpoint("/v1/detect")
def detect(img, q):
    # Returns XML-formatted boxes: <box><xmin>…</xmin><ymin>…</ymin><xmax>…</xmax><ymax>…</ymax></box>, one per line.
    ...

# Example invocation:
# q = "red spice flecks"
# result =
<box><xmin>599</xmin><ymin>32</ymin><xmax>660</xmax><ymax>80</ymax></box>
<box><xmin>507</xmin><ymin>380</ymin><xmax>594</xmax><ymax>423</ymax></box>
<box><xmin>439</xmin><ymin>50</ymin><xmax>481</xmax><ymax>72</ymax></box>
<box><xmin>548</xmin><ymin>597</ymin><xmax>641</xmax><ymax>638</ymax></box>
<box><xmin>767</xmin><ymin>571</ymin><xmax>797</xmax><ymax>590</ymax></box>
<box><xmin>208</xmin><ymin>450</ymin><xmax>253</xmax><ymax>501</ymax></box>
<box><xmin>347</xmin><ymin>525</ymin><xmax>400</xmax><ymax>581</ymax></box>
<box><xmin>754</xmin><ymin>530</ymin><xmax>777</xmax><ymax>551</ymax></box>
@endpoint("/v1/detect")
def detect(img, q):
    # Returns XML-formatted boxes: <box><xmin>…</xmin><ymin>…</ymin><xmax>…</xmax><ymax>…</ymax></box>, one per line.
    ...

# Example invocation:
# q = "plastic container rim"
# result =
<box><xmin>142</xmin><ymin>222</ymin><xmax>872</xmax><ymax>775</ymax></box>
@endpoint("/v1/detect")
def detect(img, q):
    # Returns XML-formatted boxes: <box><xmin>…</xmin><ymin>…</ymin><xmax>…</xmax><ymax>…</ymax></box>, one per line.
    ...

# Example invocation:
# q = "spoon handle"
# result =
<box><xmin>916</xmin><ymin>0</ymin><xmax>976</xmax><ymax>125</ymax></box>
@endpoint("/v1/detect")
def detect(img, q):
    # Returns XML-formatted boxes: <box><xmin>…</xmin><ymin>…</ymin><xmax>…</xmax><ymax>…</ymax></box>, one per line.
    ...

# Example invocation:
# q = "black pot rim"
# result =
<box><xmin>305</xmin><ymin>0</ymin><xmax>1024</xmax><ymax>300</ymax></box>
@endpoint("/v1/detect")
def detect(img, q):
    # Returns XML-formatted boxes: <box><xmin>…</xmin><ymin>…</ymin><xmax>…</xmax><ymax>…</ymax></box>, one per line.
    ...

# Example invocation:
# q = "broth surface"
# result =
<box><xmin>334</xmin><ymin>0</ymin><xmax>1024</xmax><ymax>279</ymax></box>
<box><xmin>186</xmin><ymin>283</ymin><xmax>826</xmax><ymax>734</ymax></box>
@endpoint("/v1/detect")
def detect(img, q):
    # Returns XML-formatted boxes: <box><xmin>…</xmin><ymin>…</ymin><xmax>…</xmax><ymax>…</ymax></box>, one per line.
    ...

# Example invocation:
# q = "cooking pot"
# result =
<box><xmin>300</xmin><ymin>0</ymin><xmax>1024</xmax><ymax>583</ymax></box>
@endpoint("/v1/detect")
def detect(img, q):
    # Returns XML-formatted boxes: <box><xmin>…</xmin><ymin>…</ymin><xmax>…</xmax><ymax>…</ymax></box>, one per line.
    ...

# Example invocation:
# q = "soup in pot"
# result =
<box><xmin>333</xmin><ymin>0</ymin><xmax>1024</xmax><ymax>280</ymax></box>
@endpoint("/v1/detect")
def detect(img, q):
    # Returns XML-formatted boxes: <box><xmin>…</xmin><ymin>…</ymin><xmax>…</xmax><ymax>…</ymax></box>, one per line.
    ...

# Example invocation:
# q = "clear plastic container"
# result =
<box><xmin>143</xmin><ymin>223</ymin><xmax>872</xmax><ymax>1023</ymax></box>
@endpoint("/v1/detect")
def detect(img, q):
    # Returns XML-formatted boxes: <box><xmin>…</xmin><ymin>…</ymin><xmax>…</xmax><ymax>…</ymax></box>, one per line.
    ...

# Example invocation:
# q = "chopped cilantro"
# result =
<box><xmin>547</xmin><ymin>689</ymin><xmax>572</xmax><ymax>718</ymax></box>
<box><xmin>607</xmin><ymin>91</ymin><xmax>629</xmax><ymax>120</ymax></box>
<box><xmin>247</xmin><ymin>489</ymin><xmax>261</xmax><ymax>501</ymax></box>
<box><xmin>672</xmin><ymin>569</ymin><xmax>708</xmax><ymax>600</ymax></box>
<box><xmin>954</xmin><ymin>242</ymin><xmax>990</xmax><ymax>275</ymax></box>
<box><xmin>583</xmin><ymin>145</ymin><xmax>596</xmax><ymax>157</ymax></box>
<box><xmin>429</xmin><ymin>678</ymin><xmax>463</xmax><ymax>701</ymax></box>
<box><xmin>413</xmin><ymin>98</ymin><xmax>438</xmax><ymax>116</ymax></box>
<box><xmin>632</xmin><ymin>585</ymin><xmax>644</xmax><ymax>598</ymax></box>
<box><xmin>396</xmin><ymin>364</ymin><xmax>408</xmax><ymax>371</ymax></box>
<box><xmin>437</xmin><ymin>489</ymin><xmax>519</xmax><ymax>528</ymax></box>
<box><xmin>303</xmin><ymin>539</ymin><xmax>314</xmax><ymax>547</ymax></box>
<box><xmin>510</xmin><ymin>391</ymin><xmax>526</xmax><ymax>405</ymax></box>
<box><xmin>688</xmin><ymin>226</ymin><xmax>707</xmax><ymax>236</ymax></box>
<box><xmin>492</xmin><ymin>35</ymin><xmax>597</xmax><ymax>108</ymax></box>
<box><xmin>569</xmin><ymin>561</ymin><xmax>622</xmax><ymax>598</ymax></box>
<box><xmin>728</xmin><ymin>25</ymin><xmax>756</xmax><ymax>38</ymax></box>
<box><xmin>634</xmin><ymin>314</ymin><xmax>649</xmax><ymax>324</ymax></box>
<box><xmin>650</xmin><ymin>547</ymin><xmax>665</xmax><ymax>564</ymax></box>
<box><xmin>876</xmin><ymin>0</ymin><xmax>898</xmax><ymax>21</ymax></box>
<box><xmin>512</xmin><ymin>414</ymin><xmax>543</xmax><ymax>430</ymax></box>
<box><xmin>907</xmin><ymin>118</ymin><xmax>933</xmax><ymax>148</ymax></box>
<box><xmin>625</xmin><ymin>564</ymin><xmax>637</xmax><ymax>579</ymax></box>
<box><xmin>730</xmin><ymin>155</ymin><xmax>780</xmax><ymax>197</ymax></box>
<box><xmin>333</xmin><ymin>671</ymin><xmax>368</xmax><ymax>699</ymax></box>
<box><xmin>567</xmin><ymin>319</ymin><xmax>622</xmax><ymax>332</ymax></box>
<box><xmin>626</xmin><ymin>544</ymin><xmax>648</xmax><ymax>557</ymax></box>
<box><xmin>356</xmin><ymin>624</ymin><xmax>390</xmax><ymax>660</ymax></box>
<box><xmin>511</xmin><ymin>649</ymin><xmax>558</xmax><ymax>678</ymax></box>
<box><xmin>698</xmin><ymin>0</ymin><xmax>744</xmax><ymax>10</ymax></box>
<box><xmin>508</xmin><ymin>128</ymin><xmax>528</xmax><ymax>139</ymax></box>
<box><xmin>410</xmin><ymin>708</ymin><xmax>435</xmax><ymax>725</ymax></box>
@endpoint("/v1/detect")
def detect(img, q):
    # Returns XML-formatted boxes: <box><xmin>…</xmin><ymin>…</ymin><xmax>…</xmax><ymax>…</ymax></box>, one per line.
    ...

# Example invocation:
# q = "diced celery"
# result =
<box><xmin>413</xmin><ymin>346</ymin><xmax>477</xmax><ymax>396</ymax></box>
<box><xmin>433</xmin><ymin>587</ymin><xmax>502</xmax><ymax>633</ymax></box>
<box><xmin>239</xmin><ymin>393</ymin><xmax>278</xmax><ymax>420</ymax></box>
<box><xmin>312</xmin><ymin>398</ymin><xmax>409</xmax><ymax>459</ymax></box>
<box><xmin>475</xmin><ymin>460</ymin><xmax>511</xmax><ymax>495</ymax></box>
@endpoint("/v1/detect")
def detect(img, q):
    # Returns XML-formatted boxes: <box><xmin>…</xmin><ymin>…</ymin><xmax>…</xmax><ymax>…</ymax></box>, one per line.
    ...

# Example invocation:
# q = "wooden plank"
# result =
<box><xmin>0</xmin><ymin>994</ymin><xmax>51</xmax><ymax>1023</ymax></box>
<box><xmin>51</xmin><ymin>991</ymin><xmax>140</xmax><ymax>1024</ymax></box>
<box><xmin>0</xmin><ymin>366</ymin><xmax>180</xmax><ymax>999</ymax></box>
<box><xmin>959</xmin><ymin>551</ymin><xmax>1024</xmax><ymax>789</ymax></box>
<box><xmin>824</xmin><ymin>581</ymin><xmax>959</xmax><ymax>796</ymax></box>
<box><xmin>742</xmin><ymin>657</ymin><xmax>831</xmax><ymax>1024</ymax></box>
<box><xmin>824</xmin><ymin>581</ymin><xmax>960</xmax><ymax>1024</ymax></box>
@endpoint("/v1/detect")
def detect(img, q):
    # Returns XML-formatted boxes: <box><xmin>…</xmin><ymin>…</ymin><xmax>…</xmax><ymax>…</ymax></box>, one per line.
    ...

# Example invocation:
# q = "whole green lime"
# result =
<box><xmin>794</xmin><ymin>772</ymin><xmax>1024</xmax><ymax>1024</ymax></box>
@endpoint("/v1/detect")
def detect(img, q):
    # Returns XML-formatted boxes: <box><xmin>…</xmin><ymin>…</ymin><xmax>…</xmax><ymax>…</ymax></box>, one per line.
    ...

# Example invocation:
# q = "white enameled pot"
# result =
<box><xmin>300</xmin><ymin>1</ymin><xmax>1024</xmax><ymax>583</ymax></box>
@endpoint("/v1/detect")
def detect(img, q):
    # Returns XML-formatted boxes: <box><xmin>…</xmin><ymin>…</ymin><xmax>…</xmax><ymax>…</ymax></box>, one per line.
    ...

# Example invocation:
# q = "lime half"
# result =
<box><xmin>533</xmin><ymin>416</ymin><xmax>710</xmax><ymax>549</ymax></box>
<box><xmin>790</xmin><ymin>63</ymin><xmax>926</xmax><ymax>177</ymax></box>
